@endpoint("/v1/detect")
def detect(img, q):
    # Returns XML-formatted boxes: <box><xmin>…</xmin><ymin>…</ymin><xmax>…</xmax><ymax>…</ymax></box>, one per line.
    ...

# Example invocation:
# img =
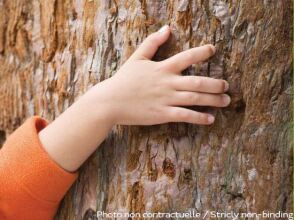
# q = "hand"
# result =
<box><xmin>89</xmin><ymin>25</ymin><xmax>230</xmax><ymax>126</ymax></box>
<box><xmin>38</xmin><ymin>25</ymin><xmax>231</xmax><ymax>172</ymax></box>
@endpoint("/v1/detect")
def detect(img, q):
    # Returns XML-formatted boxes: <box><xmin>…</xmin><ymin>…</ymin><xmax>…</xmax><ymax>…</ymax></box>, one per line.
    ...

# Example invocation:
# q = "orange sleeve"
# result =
<box><xmin>0</xmin><ymin>116</ymin><xmax>78</xmax><ymax>220</ymax></box>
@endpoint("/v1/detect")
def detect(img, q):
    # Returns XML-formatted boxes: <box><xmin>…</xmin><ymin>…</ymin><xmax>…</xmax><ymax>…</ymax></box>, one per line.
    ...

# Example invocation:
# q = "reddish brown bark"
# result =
<box><xmin>0</xmin><ymin>0</ymin><xmax>292</xmax><ymax>219</ymax></box>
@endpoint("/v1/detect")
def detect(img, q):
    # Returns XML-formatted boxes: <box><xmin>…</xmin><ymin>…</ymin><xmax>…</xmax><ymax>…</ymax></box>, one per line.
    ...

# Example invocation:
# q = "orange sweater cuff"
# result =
<box><xmin>0</xmin><ymin>116</ymin><xmax>78</xmax><ymax>203</ymax></box>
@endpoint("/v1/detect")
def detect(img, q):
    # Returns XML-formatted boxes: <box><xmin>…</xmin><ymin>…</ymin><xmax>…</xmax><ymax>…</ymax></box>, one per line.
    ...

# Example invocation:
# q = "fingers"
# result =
<box><xmin>170</xmin><ymin>75</ymin><xmax>229</xmax><ymax>94</ymax></box>
<box><xmin>170</xmin><ymin>91</ymin><xmax>231</xmax><ymax>107</ymax></box>
<box><xmin>130</xmin><ymin>25</ymin><xmax>171</xmax><ymax>60</ymax></box>
<box><xmin>160</xmin><ymin>44</ymin><xmax>216</xmax><ymax>73</ymax></box>
<box><xmin>165</xmin><ymin>106</ymin><xmax>215</xmax><ymax>125</ymax></box>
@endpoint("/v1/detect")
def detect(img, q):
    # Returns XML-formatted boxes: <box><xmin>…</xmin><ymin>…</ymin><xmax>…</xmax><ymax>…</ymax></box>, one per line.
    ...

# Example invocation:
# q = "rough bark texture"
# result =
<box><xmin>0</xmin><ymin>0</ymin><xmax>292</xmax><ymax>219</ymax></box>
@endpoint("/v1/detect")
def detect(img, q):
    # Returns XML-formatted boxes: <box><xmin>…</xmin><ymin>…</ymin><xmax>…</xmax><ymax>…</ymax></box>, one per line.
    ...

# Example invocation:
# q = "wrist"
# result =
<box><xmin>39</xmin><ymin>82</ymin><xmax>117</xmax><ymax>172</ymax></box>
<box><xmin>77</xmin><ymin>82</ymin><xmax>117</xmax><ymax>128</ymax></box>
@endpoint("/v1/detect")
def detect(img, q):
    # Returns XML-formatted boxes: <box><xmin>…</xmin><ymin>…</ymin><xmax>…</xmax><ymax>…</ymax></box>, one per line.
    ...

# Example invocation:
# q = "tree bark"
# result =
<box><xmin>0</xmin><ymin>0</ymin><xmax>292</xmax><ymax>219</ymax></box>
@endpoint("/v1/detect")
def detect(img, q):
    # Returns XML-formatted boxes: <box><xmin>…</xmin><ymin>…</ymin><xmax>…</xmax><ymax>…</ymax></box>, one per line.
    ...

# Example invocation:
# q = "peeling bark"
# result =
<box><xmin>0</xmin><ymin>0</ymin><xmax>292</xmax><ymax>219</ymax></box>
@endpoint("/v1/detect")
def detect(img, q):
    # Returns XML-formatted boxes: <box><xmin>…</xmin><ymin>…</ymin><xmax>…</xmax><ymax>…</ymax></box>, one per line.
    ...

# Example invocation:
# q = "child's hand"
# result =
<box><xmin>39</xmin><ymin>25</ymin><xmax>231</xmax><ymax>172</ymax></box>
<box><xmin>92</xmin><ymin>25</ymin><xmax>230</xmax><ymax>126</ymax></box>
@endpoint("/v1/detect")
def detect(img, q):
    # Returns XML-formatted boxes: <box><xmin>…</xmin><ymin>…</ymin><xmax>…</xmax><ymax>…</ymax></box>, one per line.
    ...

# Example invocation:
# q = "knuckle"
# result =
<box><xmin>152</xmin><ymin>106</ymin><xmax>168</xmax><ymax>123</ymax></box>
<box><xmin>201</xmin><ymin>114</ymin><xmax>210</xmax><ymax>124</ymax></box>
<box><xmin>194</xmin><ymin>78</ymin><xmax>203</xmax><ymax>88</ymax></box>
<box><xmin>194</xmin><ymin>112</ymin><xmax>205</xmax><ymax>123</ymax></box>
<box><xmin>144</xmin><ymin>33</ymin><xmax>157</xmax><ymax>45</ymax></box>
<box><xmin>195</xmin><ymin>113</ymin><xmax>203</xmax><ymax>122</ymax></box>
<box><xmin>191</xmin><ymin>93</ymin><xmax>200</xmax><ymax>103</ymax></box>
<box><xmin>157</xmin><ymin>78</ymin><xmax>173</xmax><ymax>92</ymax></box>
<box><xmin>157</xmin><ymin>61</ymin><xmax>169</xmax><ymax>72</ymax></box>
<box><xmin>185</xmin><ymin>51</ymin><xmax>194</xmax><ymax>63</ymax></box>
<box><xmin>165</xmin><ymin>77</ymin><xmax>176</xmax><ymax>89</ymax></box>
<box><xmin>213</xmin><ymin>95</ymin><xmax>225</xmax><ymax>107</ymax></box>
<box><xmin>175</xmin><ymin>109</ymin><xmax>189</xmax><ymax>120</ymax></box>
<box><xmin>156</xmin><ymin>106</ymin><xmax>167</xmax><ymax>118</ymax></box>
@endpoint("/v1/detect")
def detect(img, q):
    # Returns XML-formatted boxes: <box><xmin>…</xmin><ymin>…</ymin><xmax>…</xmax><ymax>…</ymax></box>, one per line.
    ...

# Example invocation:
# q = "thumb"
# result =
<box><xmin>130</xmin><ymin>25</ymin><xmax>171</xmax><ymax>60</ymax></box>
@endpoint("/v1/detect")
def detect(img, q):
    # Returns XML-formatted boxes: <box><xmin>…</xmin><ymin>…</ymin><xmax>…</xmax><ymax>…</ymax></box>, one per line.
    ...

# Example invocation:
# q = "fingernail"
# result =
<box><xmin>222</xmin><ymin>94</ymin><xmax>231</xmax><ymax>105</ymax></box>
<box><xmin>158</xmin><ymin>25</ymin><xmax>169</xmax><ymax>34</ymax></box>
<box><xmin>208</xmin><ymin>115</ymin><xmax>215</xmax><ymax>124</ymax></box>
<box><xmin>224</xmin><ymin>81</ymin><xmax>229</xmax><ymax>91</ymax></box>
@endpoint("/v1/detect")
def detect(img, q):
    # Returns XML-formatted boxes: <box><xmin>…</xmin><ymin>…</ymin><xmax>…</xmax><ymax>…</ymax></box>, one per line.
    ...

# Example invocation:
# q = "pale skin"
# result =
<box><xmin>38</xmin><ymin>25</ymin><xmax>230</xmax><ymax>172</ymax></box>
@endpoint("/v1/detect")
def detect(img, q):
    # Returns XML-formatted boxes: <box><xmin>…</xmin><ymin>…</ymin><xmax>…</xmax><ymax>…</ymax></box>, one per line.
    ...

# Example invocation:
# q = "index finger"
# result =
<box><xmin>160</xmin><ymin>44</ymin><xmax>216</xmax><ymax>73</ymax></box>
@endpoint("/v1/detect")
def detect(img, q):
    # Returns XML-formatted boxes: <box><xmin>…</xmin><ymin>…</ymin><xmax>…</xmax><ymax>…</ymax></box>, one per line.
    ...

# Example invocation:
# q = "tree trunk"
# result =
<box><xmin>0</xmin><ymin>0</ymin><xmax>292</xmax><ymax>219</ymax></box>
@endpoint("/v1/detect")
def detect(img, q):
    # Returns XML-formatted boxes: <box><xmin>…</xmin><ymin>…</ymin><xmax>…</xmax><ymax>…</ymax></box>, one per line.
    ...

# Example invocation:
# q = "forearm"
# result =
<box><xmin>38</xmin><ymin>82</ymin><xmax>115</xmax><ymax>172</ymax></box>
<box><xmin>37</xmin><ymin>25</ymin><xmax>229</xmax><ymax>174</ymax></box>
